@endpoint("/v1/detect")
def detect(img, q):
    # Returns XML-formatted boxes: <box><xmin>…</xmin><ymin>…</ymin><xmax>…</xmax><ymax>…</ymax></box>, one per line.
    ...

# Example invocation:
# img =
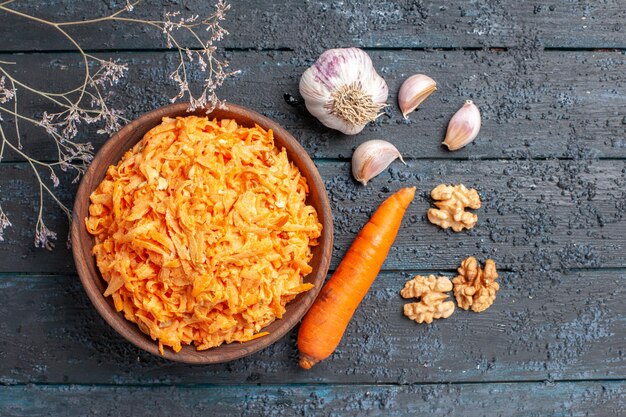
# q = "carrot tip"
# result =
<box><xmin>299</xmin><ymin>354</ymin><xmax>319</xmax><ymax>370</ymax></box>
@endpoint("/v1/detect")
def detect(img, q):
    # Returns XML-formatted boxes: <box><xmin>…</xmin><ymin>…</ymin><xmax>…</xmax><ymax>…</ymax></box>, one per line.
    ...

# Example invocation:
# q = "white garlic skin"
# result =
<box><xmin>352</xmin><ymin>140</ymin><xmax>405</xmax><ymax>186</ymax></box>
<box><xmin>300</xmin><ymin>47</ymin><xmax>388</xmax><ymax>135</ymax></box>
<box><xmin>398</xmin><ymin>74</ymin><xmax>437</xmax><ymax>118</ymax></box>
<box><xmin>443</xmin><ymin>100</ymin><xmax>481</xmax><ymax>151</ymax></box>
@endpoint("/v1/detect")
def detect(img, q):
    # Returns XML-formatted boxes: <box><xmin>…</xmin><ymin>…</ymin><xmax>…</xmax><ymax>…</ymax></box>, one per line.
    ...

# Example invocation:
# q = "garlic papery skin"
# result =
<box><xmin>352</xmin><ymin>140</ymin><xmax>405</xmax><ymax>185</ymax></box>
<box><xmin>443</xmin><ymin>100</ymin><xmax>481</xmax><ymax>151</ymax></box>
<box><xmin>300</xmin><ymin>48</ymin><xmax>388</xmax><ymax>135</ymax></box>
<box><xmin>398</xmin><ymin>74</ymin><xmax>437</xmax><ymax>118</ymax></box>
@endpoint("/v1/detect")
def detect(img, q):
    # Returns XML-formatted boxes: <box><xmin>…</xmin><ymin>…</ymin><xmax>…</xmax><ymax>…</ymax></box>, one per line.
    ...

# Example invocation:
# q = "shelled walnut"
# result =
<box><xmin>452</xmin><ymin>257</ymin><xmax>499</xmax><ymax>312</ymax></box>
<box><xmin>427</xmin><ymin>184</ymin><xmax>481</xmax><ymax>232</ymax></box>
<box><xmin>400</xmin><ymin>275</ymin><xmax>455</xmax><ymax>324</ymax></box>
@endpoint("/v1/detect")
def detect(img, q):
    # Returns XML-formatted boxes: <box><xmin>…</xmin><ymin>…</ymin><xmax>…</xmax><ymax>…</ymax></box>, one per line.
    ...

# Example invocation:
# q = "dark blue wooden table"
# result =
<box><xmin>1</xmin><ymin>1</ymin><xmax>625</xmax><ymax>415</ymax></box>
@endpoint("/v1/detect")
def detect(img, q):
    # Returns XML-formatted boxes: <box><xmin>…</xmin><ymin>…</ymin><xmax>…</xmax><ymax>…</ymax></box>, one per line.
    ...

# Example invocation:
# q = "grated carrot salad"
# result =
<box><xmin>85</xmin><ymin>116</ymin><xmax>322</xmax><ymax>354</ymax></box>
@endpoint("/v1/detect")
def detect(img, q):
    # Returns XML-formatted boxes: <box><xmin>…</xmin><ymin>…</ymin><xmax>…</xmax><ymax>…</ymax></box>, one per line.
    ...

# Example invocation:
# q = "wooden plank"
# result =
<box><xmin>0</xmin><ymin>382</ymin><xmax>624</xmax><ymax>417</ymax></box>
<box><xmin>1</xmin><ymin>158</ymin><xmax>626</xmax><ymax>273</ymax></box>
<box><xmin>0</xmin><ymin>164</ymin><xmax>75</xmax><ymax>272</ymax></box>
<box><xmin>1</xmin><ymin>0</ymin><xmax>625</xmax><ymax>51</ymax></box>
<box><xmin>1</xmin><ymin>49</ymin><xmax>625</xmax><ymax>162</ymax></box>
<box><xmin>1</xmin><ymin>270</ymin><xmax>624</xmax><ymax>385</ymax></box>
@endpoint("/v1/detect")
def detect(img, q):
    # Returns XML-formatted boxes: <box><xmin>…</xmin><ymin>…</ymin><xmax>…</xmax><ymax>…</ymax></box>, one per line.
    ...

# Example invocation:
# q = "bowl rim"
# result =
<box><xmin>71</xmin><ymin>102</ymin><xmax>333</xmax><ymax>364</ymax></box>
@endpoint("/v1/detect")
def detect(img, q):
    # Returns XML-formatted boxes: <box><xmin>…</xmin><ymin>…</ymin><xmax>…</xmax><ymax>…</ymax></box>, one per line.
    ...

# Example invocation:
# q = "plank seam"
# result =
<box><xmin>1</xmin><ymin>47</ymin><xmax>625</xmax><ymax>56</ymax></box>
<box><xmin>3</xmin><ymin>157</ymin><xmax>626</xmax><ymax>166</ymax></box>
<box><xmin>5</xmin><ymin>266</ymin><xmax>626</xmax><ymax>278</ymax></box>
<box><xmin>2</xmin><ymin>379</ymin><xmax>625</xmax><ymax>388</ymax></box>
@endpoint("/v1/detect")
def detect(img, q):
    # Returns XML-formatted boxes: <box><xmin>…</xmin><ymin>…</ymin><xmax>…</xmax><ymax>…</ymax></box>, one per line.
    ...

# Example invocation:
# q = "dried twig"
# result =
<box><xmin>0</xmin><ymin>0</ymin><xmax>238</xmax><ymax>248</ymax></box>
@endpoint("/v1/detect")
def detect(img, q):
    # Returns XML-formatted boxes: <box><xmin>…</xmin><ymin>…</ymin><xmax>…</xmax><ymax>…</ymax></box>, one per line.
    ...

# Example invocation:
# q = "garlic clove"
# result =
<box><xmin>443</xmin><ymin>100</ymin><xmax>481</xmax><ymax>151</ymax></box>
<box><xmin>398</xmin><ymin>74</ymin><xmax>437</xmax><ymax>118</ymax></box>
<box><xmin>352</xmin><ymin>140</ymin><xmax>405</xmax><ymax>186</ymax></box>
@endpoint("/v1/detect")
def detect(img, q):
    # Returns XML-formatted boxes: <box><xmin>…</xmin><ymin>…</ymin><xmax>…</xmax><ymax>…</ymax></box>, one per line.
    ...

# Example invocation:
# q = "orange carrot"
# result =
<box><xmin>297</xmin><ymin>186</ymin><xmax>416</xmax><ymax>369</ymax></box>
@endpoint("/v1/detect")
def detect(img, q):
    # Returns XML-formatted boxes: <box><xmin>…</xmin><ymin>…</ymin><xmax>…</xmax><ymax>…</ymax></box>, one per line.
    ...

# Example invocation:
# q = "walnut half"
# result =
<box><xmin>452</xmin><ymin>257</ymin><xmax>499</xmax><ymax>312</ymax></box>
<box><xmin>427</xmin><ymin>184</ymin><xmax>481</xmax><ymax>232</ymax></box>
<box><xmin>400</xmin><ymin>275</ymin><xmax>455</xmax><ymax>324</ymax></box>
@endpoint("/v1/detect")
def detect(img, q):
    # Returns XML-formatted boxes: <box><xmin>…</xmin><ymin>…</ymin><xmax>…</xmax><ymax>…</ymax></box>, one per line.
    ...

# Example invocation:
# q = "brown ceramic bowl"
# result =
<box><xmin>71</xmin><ymin>103</ymin><xmax>333</xmax><ymax>364</ymax></box>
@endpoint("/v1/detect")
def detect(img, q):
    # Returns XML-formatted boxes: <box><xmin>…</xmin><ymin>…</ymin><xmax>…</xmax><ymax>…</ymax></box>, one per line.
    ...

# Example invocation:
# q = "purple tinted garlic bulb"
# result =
<box><xmin>299</xmin><ymin>48</ymin><xmax>388</xmax><ymax>135</ymax></box>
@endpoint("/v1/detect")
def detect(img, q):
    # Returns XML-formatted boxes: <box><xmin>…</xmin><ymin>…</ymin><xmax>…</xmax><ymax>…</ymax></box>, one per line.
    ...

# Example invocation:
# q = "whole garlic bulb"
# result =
<box><xmin>300</xmin><ymin>48</ymin><xmax>388</xmax><ymax>135</ymax></box>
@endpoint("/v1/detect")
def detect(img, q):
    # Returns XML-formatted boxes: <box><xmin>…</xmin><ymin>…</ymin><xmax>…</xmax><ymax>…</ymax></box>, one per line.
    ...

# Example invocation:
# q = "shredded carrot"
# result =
<box><xmin>86</xmin><ymin>116</ymin><xmax>322</xmax><ymax>354</ymax></box>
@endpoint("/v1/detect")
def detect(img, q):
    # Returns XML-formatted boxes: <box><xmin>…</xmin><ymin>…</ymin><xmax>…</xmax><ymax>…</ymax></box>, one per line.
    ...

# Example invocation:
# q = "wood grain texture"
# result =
<box><xmin>0</xmin><ymin>49</ymin><xmax>624</xmax><ymax>163</ymax></box>
<box><xmin>1</xmin><ymin>270</ymin><xmax>623</xmax><ymax>385</ymax></box>
<box><xmin>2</xmin><ymin>159</ymin><xmax>625</xmax><ymax>273</ymax></box>
<box><xmin>0</xmin><ymin>0</ymin><xmax>625</xmax><ymax>407</ymax></box>
<box><xmin>1</xmin><ymin>0</ymin><xmax>625</xmax><ymax>51</ymax></box>
<box><xmin>0</xmin><ymin>382</ymin><xmax>624</xmax><ymax>417</ymax></box>
<box><xmin>4</xmin><ymin>381</ymin><xmax>626</xmax><ymax>417</ymax></box>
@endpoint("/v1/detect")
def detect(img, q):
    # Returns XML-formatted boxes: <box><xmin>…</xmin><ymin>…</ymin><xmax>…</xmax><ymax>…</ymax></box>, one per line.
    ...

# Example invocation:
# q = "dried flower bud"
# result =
<box><xmin>443</xmin><ymin>100</ymin><xmax>481</xmax><ymax>151</ymax></box>
<box><xmin>352</xmin><ymin>140</ymin><xmax>405</xmax><ymax>186</ymax></box>
<box><xmin>398</xmin><ymin>74</ymin><xmax>437</xmax><ymax>118</ymax></box>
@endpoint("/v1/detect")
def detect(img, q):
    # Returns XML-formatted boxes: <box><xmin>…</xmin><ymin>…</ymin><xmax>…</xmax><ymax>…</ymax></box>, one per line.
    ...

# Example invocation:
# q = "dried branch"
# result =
<box><xmin>0</xmin><ymin>0</ymin><xmax>238</xmax><ymax>249</ymax></box>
